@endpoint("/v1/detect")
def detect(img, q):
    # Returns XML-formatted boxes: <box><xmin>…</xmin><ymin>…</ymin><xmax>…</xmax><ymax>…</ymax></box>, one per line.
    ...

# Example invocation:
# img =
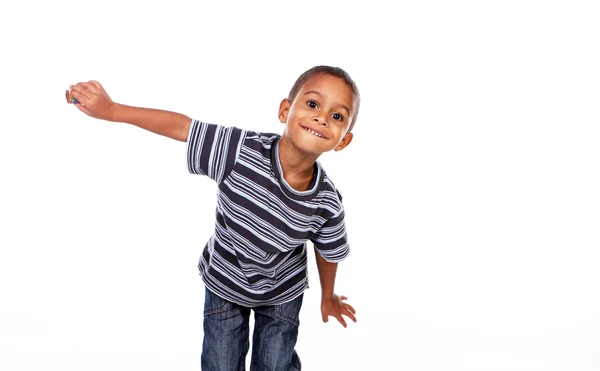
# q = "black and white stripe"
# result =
<box><xmin>187</xmin><ymin>120</ymin><xmax>349</xmax><ymax>307</ymax></box>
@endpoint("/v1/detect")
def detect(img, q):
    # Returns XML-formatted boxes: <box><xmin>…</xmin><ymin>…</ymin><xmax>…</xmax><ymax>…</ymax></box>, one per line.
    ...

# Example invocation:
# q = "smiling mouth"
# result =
<box><xmin>302</xmin><ymin>126</ymin><xmax>326</xmax><ymax>139</ymax></box>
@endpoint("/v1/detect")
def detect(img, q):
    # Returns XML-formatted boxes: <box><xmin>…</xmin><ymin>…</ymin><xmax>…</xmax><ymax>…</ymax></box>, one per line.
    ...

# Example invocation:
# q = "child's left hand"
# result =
<box><xmin>321</xmin><ymin>294</ymin><xmax>357</xmax><ymax>328</ymax></box>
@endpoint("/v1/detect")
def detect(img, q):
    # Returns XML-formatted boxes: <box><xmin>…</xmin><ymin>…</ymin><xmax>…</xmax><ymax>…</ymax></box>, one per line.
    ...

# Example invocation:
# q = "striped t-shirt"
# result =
<box><xmin>186</xmin><ymin>120</ymin><xmax>350</xmax><ymax>307</ymax></box>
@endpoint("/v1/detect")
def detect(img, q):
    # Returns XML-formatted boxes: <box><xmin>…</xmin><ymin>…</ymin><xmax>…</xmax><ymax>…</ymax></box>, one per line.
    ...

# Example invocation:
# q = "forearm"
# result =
<box><xmin>314</xmin><ymin>247</ymin><xmax>338</xmax><ymax>299</ymax></box>
<box><xmin>111</xmin><ymin>103</ymin><xmax>192</xmax><ymax>142</ymax></box>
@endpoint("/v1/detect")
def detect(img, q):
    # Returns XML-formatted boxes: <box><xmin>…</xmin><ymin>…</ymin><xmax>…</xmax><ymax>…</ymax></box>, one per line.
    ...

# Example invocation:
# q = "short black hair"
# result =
<box><xmin>288</xmin><ymin>65</ymin><xmax>361</xmax><ymax>132</ymax></box>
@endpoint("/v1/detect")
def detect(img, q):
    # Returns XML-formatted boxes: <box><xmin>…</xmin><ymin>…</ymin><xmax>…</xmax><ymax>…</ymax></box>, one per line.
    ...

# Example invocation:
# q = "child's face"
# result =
<box><xmin>279</xmin><ymin>73</ymin><xmax>355</xmax><ymax>155</ymax></box>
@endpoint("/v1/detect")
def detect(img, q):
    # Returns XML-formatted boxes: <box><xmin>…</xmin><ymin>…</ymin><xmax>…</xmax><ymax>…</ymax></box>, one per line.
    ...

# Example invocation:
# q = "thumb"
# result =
<box><xmin>322</xmin><ymin>312</ymin><xmax>328</xmax><ymax>323</ymax></box>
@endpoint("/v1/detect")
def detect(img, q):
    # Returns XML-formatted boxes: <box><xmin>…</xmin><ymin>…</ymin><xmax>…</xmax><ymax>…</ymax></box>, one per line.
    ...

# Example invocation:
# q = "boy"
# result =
<box><xmin>68</xmin><ymin>65</ymin><xmax>359</xmax><ymax>370</ymax></box>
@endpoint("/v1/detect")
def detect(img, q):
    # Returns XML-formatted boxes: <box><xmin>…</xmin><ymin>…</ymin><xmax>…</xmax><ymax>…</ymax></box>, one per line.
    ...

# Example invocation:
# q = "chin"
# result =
<box><xmin>294</xmin><ymin>139</ymin><xmax>333</xmax><ymax>155</ymax></box>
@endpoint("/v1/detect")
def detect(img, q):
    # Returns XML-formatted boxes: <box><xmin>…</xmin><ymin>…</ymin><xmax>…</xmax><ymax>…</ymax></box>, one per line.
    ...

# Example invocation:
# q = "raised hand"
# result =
<box><xmin>68</xmin><ymin>80</ymin><xmax>117</xmax><ymax>121</ymax></box>
<box><xmin>321</xmin><ymin>293</ymin><xmax>357</xmax><ymax>328</ymax></box>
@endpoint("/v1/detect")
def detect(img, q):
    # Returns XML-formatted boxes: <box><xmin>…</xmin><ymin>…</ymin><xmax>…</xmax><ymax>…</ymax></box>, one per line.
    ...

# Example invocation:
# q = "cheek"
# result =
<box><xmin>330</xmin><ymin>129</ymin><xmax>345</xmax><ymax>142</ymax></box>
<box><xmin>287</xmin><ymin>106</ymin><xmax>302</xmax><ymax>119</ymax></box>
<box><xmin>289</xmin><ymin>108</ymin><xmax>310</xmax><ymax>123</ymax></box>
<box><xmin>334</xmin><ymin>127</ymin><xmax>351</xmax><ymax>142</ymax></box>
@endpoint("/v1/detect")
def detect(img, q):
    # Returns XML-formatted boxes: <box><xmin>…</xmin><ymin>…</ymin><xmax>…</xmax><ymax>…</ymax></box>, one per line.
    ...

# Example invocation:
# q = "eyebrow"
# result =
<box><xmin>303</xmin><ymin>90</ymin><xmax>351</xmax><ymax>116</ymax></box>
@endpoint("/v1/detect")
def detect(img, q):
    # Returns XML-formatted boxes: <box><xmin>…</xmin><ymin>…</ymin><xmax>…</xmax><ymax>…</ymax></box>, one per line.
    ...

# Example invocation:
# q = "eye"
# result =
<box><xmin>307</xmin><ymin>100</ymin><xmax>318</xmax><ymax>109</ymax></box>
<box><xmin>332</xmin><ymin>113</ymin><xmax>344</xmax><ymax>121</ymax></box>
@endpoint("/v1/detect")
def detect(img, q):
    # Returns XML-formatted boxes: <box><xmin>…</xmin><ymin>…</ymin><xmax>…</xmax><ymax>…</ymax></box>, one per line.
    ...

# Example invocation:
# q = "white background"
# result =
<box><xmin>1</xmin><ymin>1</ymin><xmax>599</xmax><ymax>370</ymax></box>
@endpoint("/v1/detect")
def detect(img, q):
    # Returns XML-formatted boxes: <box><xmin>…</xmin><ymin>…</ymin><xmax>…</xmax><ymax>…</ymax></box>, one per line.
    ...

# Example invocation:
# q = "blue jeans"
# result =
<box><xmin>201</xmin><ymin>288</ymin><xmax>303</xmax><ymax>371</ymax></box>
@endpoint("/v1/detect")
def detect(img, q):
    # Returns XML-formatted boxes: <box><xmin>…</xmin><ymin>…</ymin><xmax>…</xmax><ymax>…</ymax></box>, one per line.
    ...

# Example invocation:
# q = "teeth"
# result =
<box><xmin>305</xmin><ymin>127</ymin><xmax>323</xmax><ymax>138</ymax></box>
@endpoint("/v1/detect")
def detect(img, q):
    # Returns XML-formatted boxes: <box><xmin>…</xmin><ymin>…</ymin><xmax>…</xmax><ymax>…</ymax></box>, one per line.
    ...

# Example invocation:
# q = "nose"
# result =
<box><xmin>313</xmin><ymin>116</ymin><xmax>327</xmax><ymax>126</ymax></box>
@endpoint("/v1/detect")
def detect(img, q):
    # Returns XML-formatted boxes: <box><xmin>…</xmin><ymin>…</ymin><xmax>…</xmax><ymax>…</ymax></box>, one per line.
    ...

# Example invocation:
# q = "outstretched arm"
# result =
<box><xmin>69</xmin><ymin>81</ymin><xmax>191</xmax><ymax>142</ymax></box>
<box><xmin>314</xmin><ymin>247</ymin><xmax>357</xmax><ymax>328</ymax></box>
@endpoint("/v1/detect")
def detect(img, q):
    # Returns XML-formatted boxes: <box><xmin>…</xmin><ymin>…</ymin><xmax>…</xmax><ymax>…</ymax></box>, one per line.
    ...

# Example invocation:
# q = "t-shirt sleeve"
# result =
<box><xmin>186</xmin><ymin>119</ymin><xmax>244</xmax><ymax>184</ymax></box>
<box><xmin>312</xmin><ymin>207</ymin><xmax>350</xmax><ymax>263</ymax></box>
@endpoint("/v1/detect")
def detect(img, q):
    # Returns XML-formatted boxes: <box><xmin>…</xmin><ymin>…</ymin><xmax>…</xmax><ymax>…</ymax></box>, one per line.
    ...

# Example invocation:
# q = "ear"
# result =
<box><xmin>334</xmin><ymin>132</ymin><xmax>353</xmax><ymax>152</ymax></box>
<box><xmin>278</xmin><ymin>98</ymin><xmax>291</xmax><ymax>123</ymax></box>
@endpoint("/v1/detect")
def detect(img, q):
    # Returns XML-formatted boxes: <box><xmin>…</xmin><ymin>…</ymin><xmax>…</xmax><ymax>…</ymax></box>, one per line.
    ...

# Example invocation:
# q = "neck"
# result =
<box><xmin>277</xmin><ymin>136</ymin><xmax>320</xmax><ymax>191</ymax></box>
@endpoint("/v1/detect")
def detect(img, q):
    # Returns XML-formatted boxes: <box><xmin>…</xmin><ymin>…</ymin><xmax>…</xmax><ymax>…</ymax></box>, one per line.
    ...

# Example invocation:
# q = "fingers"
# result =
<box><xmin>69</xmin><ymin>90</ymin><xmax>90</xmax><ymax>108</ymax></box>
<box><xmin>88</xmin><ymin>80</ymin><xmax>103</xmax><ymax>90</ymax></box>
<box><xmin>335</xmin><ymin>315</ymin><xmax>347</xmax><ymax>328</ymax></box>
<box><xmin>69</xmin><ymin>85</ymin><xmax>92</xmax><ymax>102</ymax></box>
<box><xmin>69</xmin><ymin>81</ymin><xmax>102</xmax><ymax>100</ymax></box>
<box><xmin>343</xmin><ymin>309</ymin><xmax>357</xmax><ymax>323</ymax></box>
<box><xmin>324</xmin><ymin>311</ymin><xmax>356</xmax><ymax>327</ymax></box>
<box><xmin>68</xmin><ymin>80</ymin><xmax>104</xmax><ymax>107</ymax></box>
<box><xmin>74</xmin><ymin>102</ymin><xmax>92</xmax><ymax>116</ymax></box>
<box><xmin>322</xmin><ymin>294</ymin><xmax>357</xmax><ymax>328</ymax></box>
<box><xmin>69</xmin><ymin>89</ymin><xmax>93</xmax><ymax>109</ymax></box>
<box><xmin>344</xmin><ymin>303</ymin><xmax>356</xmax><ymax>315</ymax></box>
<box><xmin>74</xmin><ymin>81</ymin><xmax>100</xmax><ymax>94</ymax></box>
<box><xmin>341</xmin><ymin>297</ymin><xmax>357</xmax><ymax>323</ymax></box>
